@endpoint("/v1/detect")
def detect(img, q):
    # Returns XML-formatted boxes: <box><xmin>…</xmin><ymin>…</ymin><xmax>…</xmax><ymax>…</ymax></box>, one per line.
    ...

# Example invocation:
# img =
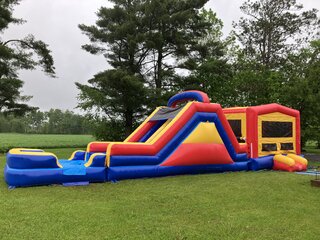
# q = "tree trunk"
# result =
<box><xmin>155</xmin><ymin>49</ymin><xmax>163</xmax><ymax>89</ymax></box>
<box><xmin>124</xmin><ymin>109</ymin><xmax>133</xmax><ymax>137</ymax></box>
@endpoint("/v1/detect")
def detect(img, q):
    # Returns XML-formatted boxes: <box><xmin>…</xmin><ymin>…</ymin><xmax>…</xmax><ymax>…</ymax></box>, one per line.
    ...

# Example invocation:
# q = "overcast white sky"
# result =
<box><xmin>2</xmin><ymin>0</ymin><xmax>319</xmax><ymax>112</ymax></box>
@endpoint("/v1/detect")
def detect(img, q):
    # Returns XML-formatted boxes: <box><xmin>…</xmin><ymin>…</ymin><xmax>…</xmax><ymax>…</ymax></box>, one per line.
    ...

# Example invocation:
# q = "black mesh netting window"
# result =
<box><xmin>262</xmin><ymin>121</ymin><xmax>293</xmax><ymax>138</ymax></box>
<box><xmin>281</xmin><ymin>143</ymin><xmax>294</xmax><ymax>150</ymax></box>
<box><xmin>262</xmin><ymin>143</ymin><xmax>277</xmax><ymax>151</ymax></box>
<box><xmin>228</xmin><ymin>120</ymin><xmax>242</xmax><ymax>138</ymax></box>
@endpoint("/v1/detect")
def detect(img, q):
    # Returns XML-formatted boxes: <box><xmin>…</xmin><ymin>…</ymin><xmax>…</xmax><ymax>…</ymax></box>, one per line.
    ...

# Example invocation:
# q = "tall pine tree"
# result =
<box><xmin>0</xmin><ymin>0</ymin><xmax>55</xmax><ymax>115</ymax></box>
<box><xmin>77</xmin><ymin>0</ymin><xmax>147</xmax><ymax>139</ymax></box>
<box><xmin>77</xmin><ymin>0</ymin><xmax>222</xmax><ymax>139</ymax></box>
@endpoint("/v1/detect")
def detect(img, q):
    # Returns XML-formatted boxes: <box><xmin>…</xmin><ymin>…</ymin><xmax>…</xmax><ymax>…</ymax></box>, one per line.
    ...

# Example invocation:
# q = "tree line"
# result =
<box><xmin>0</xmin><ymin>109</ymin><xmax>92</xmax><ymax>134</ymax></box>
<box><xmin>0</xmin><ymin>0</ymin><xmax>319</xmax><ymax>146</ymax></box>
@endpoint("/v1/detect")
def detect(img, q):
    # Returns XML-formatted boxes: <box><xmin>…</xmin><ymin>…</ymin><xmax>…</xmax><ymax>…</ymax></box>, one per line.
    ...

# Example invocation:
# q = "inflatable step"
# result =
<box><xmin>287</xmin><ymin>154</ymin><xmax>308</xmax><ymax>166</ymax></box>
<box><xmin>273</xmin><ymin>154</ymin><xmax>307</xmax><ymax>172</ymax></box>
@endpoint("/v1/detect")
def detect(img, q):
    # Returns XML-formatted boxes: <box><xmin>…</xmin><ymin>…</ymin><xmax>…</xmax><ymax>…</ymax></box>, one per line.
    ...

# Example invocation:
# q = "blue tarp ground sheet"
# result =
<box><xmin>296</xmin><ymin>171</ymin><xmax>320</xmax><ymax>176</ymax></box>
<box><xmin>63</xmin><ymin>181</ymin><xmax>89</xmax><ymax>186</ymax></box>
<box><xmin>59</xmin><ymin>160</ymin><xmax>87</xmax><ymax>175</ymax></box>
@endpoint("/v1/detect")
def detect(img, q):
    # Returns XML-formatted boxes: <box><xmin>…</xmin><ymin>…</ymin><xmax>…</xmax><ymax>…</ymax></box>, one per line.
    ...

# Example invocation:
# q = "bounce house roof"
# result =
<box><xmin>223</xmin><ymin>103</ymin><xmax>299</xmax><ymax>117</ymax></box>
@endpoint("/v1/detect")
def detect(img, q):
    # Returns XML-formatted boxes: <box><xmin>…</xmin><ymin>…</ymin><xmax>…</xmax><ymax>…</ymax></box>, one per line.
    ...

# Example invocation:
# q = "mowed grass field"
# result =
<box><xmin>0</xmin><ymin>133</ymin><xmax>95</xmax><ymax>153</ymax></box>
<box><xmin>0</xmin><ymin>147</ymin><xmax>320</xmax><ymax>239</ymax></box>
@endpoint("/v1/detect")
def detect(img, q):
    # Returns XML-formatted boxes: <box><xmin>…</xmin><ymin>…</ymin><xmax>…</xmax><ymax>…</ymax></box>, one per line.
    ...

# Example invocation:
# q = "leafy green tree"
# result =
<box><xmin>230</xmin><ymin>0</ymin><xmax>320</xmax><ymax>145</ymax></box>
<box><xmin>180</xmin><ymin>9</ymin><xmax>235</xmax><ymax>106</ymax></box>
<box><xmin>140</xmin><ymin>0</ymin><xmax>208</xmax><ymax>89</ymax></box>
<box><xmin>60</xmin><ymin>110</ymin><xmax>83</xmax><ymax>134</ymax></box>
<box><xmin>0</xmin><ymin>109</ymin><xmax>92</xmax><ymax>134</ymax></box>
<box><xmin>231</xmin><ymin>0</ymin><xmax>319</xmax><ymax>106</ymax></box>
<box><xmin>23</xmin><ymin>110</ymin><xmax>45</xmax><ymax>133</ymax></box>
<box><xmin>9</xmin><ymin>117</ymin><xmax>24</xmax><ymax>133</ymax></box>
<box><xmin>46</xmin><ymin>109</ymin><xmax>66</xmax><ymax>134</ymax></box>
<box><xmin>39</xmin><ymin>109</ymin><xmax>91</xmax><ymax>135</ymax></box>
<box><xmin>278</xmin><ymin>40</ymin><xmax>320</xmax><ymax>146</ymax></box>
<box><xmin>233</xmin><ymin>0</ymin><xmax>319</xmax><ymax>69</ymax></box>
<box><xmin>77</xmin><ymin>69</ymin><xmax>146</xmax><ymax>137</ymax></box>
<box><xmin>231</xmin><ymin>58</ymin><xmax>283</xmax><ymax>105</ymax></box>
<box><xmin>0</xmin><ymin>113</ymin><xmax>10</xmax><ymax>131</ymax></box>
<box><xmin>0</xmin><ymin>0</ymin><xmax>55</xmax><ymax>115</ymax></box>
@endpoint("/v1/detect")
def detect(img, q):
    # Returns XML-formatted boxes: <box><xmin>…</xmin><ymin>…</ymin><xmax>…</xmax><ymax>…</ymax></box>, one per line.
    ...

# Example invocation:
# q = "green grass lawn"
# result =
<box><xmin>1</xmin><ymin>148</ymin><xmax>320</xmax><ymax>240</ymax></box>
<box><xmin>0</xmin><ymin>133</ymin><xmax>95</xmax><ymax>153</ymax></box>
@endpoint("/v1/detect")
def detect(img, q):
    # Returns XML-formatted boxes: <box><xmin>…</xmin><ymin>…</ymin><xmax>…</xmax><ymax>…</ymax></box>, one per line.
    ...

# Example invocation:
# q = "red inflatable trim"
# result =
<box><xmin>88</xmin><ymin>142</ymin><xmax>110</xmax><ymax>152</ymax></box>
<box><xmin>169</xmin><ymin>90</ymin><xmax>210</xmax><ymax>108</ymax></box>
<box><xmin>273</xmin><ymin>161</ymin><xmax>294</xmax><ymax>172</ymax></box>
<box><xmin>126</xmin><ymin>121</ymin><xmax>157</xmax><ymax>142</ymax></box>
<box><xmin>246</xmin><ymin>108</ymin><xmax>258</xmax><ymax>158</ymax></box>
<box><xmin>273</xmin><ymin>161</ymin><xmax>306</xmax><ymax>172</ymax></box>
<box><xmin>160</xmin><ymin>143</ymin><xmax>233</xmax><ymax>166</ymax></box>
<box><xmin>222</xmin><ymin>108</ymin><xmax>247</xmax><ymax>114</ymax></box>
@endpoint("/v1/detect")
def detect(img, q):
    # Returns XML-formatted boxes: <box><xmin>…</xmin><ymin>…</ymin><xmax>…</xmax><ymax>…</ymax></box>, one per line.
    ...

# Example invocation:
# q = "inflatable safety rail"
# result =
<box><xmin>4</xmin><ymin>90</ymin><xmax>309</xmax><ymax>188</ymax></box>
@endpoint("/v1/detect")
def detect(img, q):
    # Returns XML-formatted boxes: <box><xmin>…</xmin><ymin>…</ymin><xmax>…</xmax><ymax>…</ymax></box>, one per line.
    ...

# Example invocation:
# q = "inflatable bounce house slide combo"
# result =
<box><xmin>4</xmin><ymin>91</ymin><xmax>308</xmax><ymax>188</ymax></box>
